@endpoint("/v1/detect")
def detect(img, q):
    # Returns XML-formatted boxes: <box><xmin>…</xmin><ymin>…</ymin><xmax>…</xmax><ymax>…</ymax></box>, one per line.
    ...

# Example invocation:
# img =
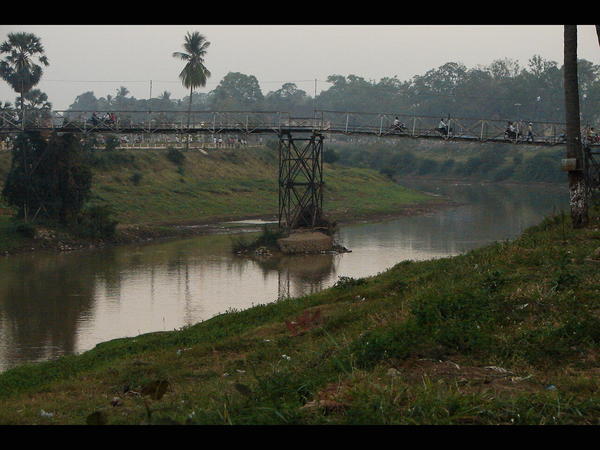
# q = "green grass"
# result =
<box><xmin>0</xmin><ymin>206</ymin><xmax>598</xmax><ymax>425</ymax></box>
<box><xmin>0</xmin><ymin>147</ymin><xmax>434</xmax><ymax>253</ymax></box>
<box><xmin>0</xmin><ymin>147</ymin><xmax>433</xmax><ymax>228</ymax></box>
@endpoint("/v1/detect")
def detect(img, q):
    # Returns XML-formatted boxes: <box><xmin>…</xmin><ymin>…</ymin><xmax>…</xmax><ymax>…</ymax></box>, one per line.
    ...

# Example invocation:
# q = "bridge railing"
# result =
<box><xmin>0</xmin><ymin>110</ymin><xmax>294</xmax><ymax>133</ymax></box>
<box><xmin>0</xmin><ymin>108</ymin><xmax>591</xmax><ymax>146</ymax></box>
<box><xmin>315</xmin><ymin>110</ymin><xmax>570</xmax><ymax>144</ymax></box>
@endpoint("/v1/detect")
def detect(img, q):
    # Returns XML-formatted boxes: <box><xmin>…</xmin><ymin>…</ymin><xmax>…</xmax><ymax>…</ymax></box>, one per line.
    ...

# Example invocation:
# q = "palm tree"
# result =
<box><xmin>0</xmin><ymin>32</ymin><xmax>49</xmax><ymax>113</ymax></box>
<box><xmin>563</xmin><ymin>25</ymin><xmax>588</xmax><ymax>228</ymax></box>
<box><xmin>17</xmin><ymin>89</ymin><xmax>51</xmax><ymax>110</ymax></box>
<box><xmin>172</xmin><ymin>32</ymin><xmax>211</xmax><ymax>130</ymax></box>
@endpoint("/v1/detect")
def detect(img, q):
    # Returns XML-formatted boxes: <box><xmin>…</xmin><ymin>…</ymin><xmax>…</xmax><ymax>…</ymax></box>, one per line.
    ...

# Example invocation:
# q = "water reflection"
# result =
<box><xmin>0</xmin><ymin>181</ymin><xmax>568</xmax><ymax>371</ymax></box>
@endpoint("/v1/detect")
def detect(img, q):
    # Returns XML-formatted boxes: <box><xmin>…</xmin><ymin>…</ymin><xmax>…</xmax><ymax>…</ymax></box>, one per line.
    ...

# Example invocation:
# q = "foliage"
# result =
<box><xmin>72</xmin><ymin>204</ymin><xmax>118</xmax><ymax>239</ymax></box>
<box><xmin>166</xmin><ymin>148</ymin><xmax>186</xmax><ymax>166</ymax></box>
<box><xmin>105</xmin><ymin>136</ymin><xmax>120</xmax><ymax>152</ymax></box>
<box><xmin>130</xmin><ymin>172</ymin><xmax>143</xmax><ymax>186</ymax></box>
<box><xmin>64</xmin><ymin>54</ymin><xmax>600</xmax><ymax>126</ymax></box>
<box><xmin>332</xmin><ymin>141</ymin><xmax>567</xmax><ymax>184</ymax></box>
<box><xmin>209</xmin><ymin>72</ymin><xmax>264</xmax><ymax>110</ymax></box>
<box><xmin>0</xmin><ymin>32</ymin><xmax>49</xmax><ymax>110</ymax></box>
<box><xmin>2</xmin><ymin>131</ymin><xmax>92</xmax><ymax>225</ymax></box>
<box><xmin>232</xmin><ymin>225</ymin><xmax>283</xmax><ymax>253</ymax></box>
<box><xmin>172</xmin><ymin>32</ymin><xmax>211</xmax><ymax>92</ymax></box>
<box><xmin>9</xmin><ymin>219</ymin><xmax>36</xmax><ymax>238</ymax></box>
<box><xmin>323</xmin><ymin>148</ymin><xmax>339</xmax><ymax>164</ymax></box>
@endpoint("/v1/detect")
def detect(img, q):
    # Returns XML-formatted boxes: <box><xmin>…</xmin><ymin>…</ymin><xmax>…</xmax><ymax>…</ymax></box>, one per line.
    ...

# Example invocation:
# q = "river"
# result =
<box><xmin>0</xmin><ymin>180</ymin><xmax>568</xmax><ymax>371</ymax></box>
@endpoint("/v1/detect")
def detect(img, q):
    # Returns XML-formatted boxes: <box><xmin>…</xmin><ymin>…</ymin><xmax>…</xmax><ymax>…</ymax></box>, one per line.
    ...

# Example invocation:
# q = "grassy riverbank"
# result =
<box><xmin>0</xmin><ymin>206</ymin><xmax>598</xmax><ymax>425</ymax></box>
<box><xmin>0</xmin><ymin>147</ymin><xmax>436</xmax><ymax>254</ymax></box>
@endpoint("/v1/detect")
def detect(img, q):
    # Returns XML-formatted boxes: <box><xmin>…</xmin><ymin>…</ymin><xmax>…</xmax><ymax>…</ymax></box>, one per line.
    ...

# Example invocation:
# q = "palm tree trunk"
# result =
<box><xmin>564</xmin><ymin>25</ymin><xmax>588</xmax><ymax>228</ymax></box>
<box><xmin>186</xmin><ymin>86</ymin><xmax>193</xmax><ymax>150</ymax></box>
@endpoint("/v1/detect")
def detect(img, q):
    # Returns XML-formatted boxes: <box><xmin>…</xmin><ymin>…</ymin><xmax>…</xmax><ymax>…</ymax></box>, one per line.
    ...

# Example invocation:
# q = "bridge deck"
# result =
<box><xmin>1</xmin><ymin>109</ymin><xmax>599</xmax><ymax>147</ymax></box>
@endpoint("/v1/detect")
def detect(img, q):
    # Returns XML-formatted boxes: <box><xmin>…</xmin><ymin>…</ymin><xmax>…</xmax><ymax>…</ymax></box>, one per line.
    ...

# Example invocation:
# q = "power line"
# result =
<box><xmin>42</xmin><ymin>78</ymin><xmax>333</xmax><ymax>85</ymax></box>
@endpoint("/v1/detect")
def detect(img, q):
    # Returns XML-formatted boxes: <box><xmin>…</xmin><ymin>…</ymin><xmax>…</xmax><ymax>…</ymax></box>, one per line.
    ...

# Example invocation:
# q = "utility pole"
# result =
<box><xmin>563</xmin><ymin>25</ymin><xmax>588</xmax><ymax>228</ymax></box>
<box><xmin>313</xmin><ymin>79</ymin><xmax>318</xmax><ymax>121</ymax></box>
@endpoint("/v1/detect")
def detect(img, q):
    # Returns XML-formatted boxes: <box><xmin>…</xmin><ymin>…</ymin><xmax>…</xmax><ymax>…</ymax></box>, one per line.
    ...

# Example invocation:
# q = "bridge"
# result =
<box><xmin>1</xmin><ymin>108</ymin><xmax>599</xmax><ymax>230</ymax></box>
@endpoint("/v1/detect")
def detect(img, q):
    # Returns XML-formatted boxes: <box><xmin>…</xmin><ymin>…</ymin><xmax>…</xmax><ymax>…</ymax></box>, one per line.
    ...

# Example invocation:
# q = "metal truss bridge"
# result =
<box><xmin>1</xmin><ymin>109</ymin><xmax>599</xmax><ymax>230</ymax></box>
<box><xmin>3</xmin><ymin>109</ymin><xmax>599</xmax><ymax>146</ymax></box>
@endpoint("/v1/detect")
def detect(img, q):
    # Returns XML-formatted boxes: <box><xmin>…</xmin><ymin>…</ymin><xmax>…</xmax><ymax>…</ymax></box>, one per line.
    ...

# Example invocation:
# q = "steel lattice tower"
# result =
<box><xmin>278</xmin><ymin>131</ymin><xmax>324</xmax><ymax>230</ymax></box>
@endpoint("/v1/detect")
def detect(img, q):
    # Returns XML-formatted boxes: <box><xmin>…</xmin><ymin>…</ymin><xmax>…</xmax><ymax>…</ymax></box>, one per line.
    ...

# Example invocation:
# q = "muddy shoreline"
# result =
<box><xmin>1</xmin><ymin>198</ymin><xmax>459</xmax><ymax>257</ymax></box>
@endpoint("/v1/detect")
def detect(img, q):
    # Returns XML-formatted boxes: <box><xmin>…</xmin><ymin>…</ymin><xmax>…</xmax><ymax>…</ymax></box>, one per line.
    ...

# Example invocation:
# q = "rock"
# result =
<box><xmin>387</xmin><ymin>368</ymin><xmax>401</xmax><ymax>378</ymax></box>
<box><xmin>277</xmin><ymin>231</ymin><xmax>333</xmax><ymax>254</ymax></box>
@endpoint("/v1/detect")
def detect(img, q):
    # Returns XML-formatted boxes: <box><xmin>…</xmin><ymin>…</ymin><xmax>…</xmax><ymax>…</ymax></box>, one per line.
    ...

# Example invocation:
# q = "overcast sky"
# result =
<box><xmin>1</xmin><ymin>25</ymin><xmax>599</xmax><ymax>110</ymax></box>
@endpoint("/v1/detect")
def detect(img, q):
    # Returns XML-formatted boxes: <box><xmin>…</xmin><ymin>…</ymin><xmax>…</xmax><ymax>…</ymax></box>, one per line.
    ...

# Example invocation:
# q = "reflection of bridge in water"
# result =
<box><xmin>1</xmin><ymin>109</ymin><xmax>598</xmax><ymax>229</ymax></box>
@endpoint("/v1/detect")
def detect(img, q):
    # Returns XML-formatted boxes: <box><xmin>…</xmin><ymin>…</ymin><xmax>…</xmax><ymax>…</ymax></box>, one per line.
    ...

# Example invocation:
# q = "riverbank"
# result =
<box><xmin>0</xmin><ymin>147</ymin><xmax>442</xmax><ymax>255</ymax></box>
<box><xmin>0</xmin><ymin>205</ymin><xmax>598</xmax><ymax>425</ymax></box>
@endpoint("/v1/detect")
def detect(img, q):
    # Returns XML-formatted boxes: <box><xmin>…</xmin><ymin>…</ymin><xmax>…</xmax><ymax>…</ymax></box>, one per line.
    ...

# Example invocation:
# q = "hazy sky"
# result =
<box><xmin>1</xmin><ymin>25</ymin><xmax>599</xmax><ymax>110</ymax></box>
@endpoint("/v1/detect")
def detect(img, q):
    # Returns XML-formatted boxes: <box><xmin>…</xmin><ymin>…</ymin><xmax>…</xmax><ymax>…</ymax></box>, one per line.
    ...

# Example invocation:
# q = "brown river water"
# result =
<box><xmin>0</xmin><ymin>180</ymin><xmax>568</xmax><ymax>371</ymax></box>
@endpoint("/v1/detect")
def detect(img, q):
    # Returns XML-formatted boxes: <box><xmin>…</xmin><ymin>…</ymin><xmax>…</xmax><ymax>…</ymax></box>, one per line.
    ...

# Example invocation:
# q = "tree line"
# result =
<box><xmin>66</xmin><ymin>56</ymin><xmax>600</xmax><ymax>125</ymax></box>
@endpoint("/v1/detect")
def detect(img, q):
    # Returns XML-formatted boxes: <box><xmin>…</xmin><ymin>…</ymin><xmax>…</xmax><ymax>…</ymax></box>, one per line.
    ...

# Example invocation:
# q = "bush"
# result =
<box><xmin>231</xmin><ymin>225</ymin><xmax>283</xmax><ymax>254</ymax></box>
<box><xmin>379</xmin><ymin>167</ymin><xmax>396</xmax><ymax>180</ymax></box>
<box><xmin>130</xmin><ymin>172</ymin><xmax>143</xmax><ymax>186</ymax></box>
<box><xmin>491</xmin><ymin>166</ymin><xmax>515</xmax><ymax>181</ymax></box>
<box><xmin>2</xmin><ymin>132</ymin><xmax>93</xmax><ymax>225</ymax></box>
<box><xmin>333</xmin><ymin>276</ymin><xmax>367</xmax><ymax>289</ymax></box>
<box><xmin>10</xmin><ymin>220</ymin><xmax>36</xmax><ymax>238</ymax></box>
<box><xmin>105</xmin><ymin>136</ymin><xmax>120</xmax><ymax>152</ymax></box>
<box><xmin>417</xmin><ymin>158</ymin><xmax>439</xmax><ymax>175</ymax></box>
<box><xmin>73</xmin><ymin>204</ymin><xmax>118</xmax><ymax>239</ymax></box>
<box><xmin>166</xmin><ymin>148</ymin><xmax>186</xmax><ymax>166</ymax></box>
<box><xmin>323</xmin><ymin>149</ymin><xmax>340</xmax><ymax>164</ymax></box>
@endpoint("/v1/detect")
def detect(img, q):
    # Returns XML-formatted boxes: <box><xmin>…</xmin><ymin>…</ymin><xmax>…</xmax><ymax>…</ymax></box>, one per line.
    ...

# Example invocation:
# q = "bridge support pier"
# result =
<box><xmin>278</xmin><ymin>131</ymin><xmax>324</xmax><ymax>231</ymax></box>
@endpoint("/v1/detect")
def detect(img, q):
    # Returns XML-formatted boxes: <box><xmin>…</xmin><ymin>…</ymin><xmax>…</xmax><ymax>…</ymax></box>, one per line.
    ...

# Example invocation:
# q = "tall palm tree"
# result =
<box><xmin>172</xmin><ymin>32</ymin><xmax>211</xmax><ymax>129</ymax></box>
<box><xmin>17</xmin><ymin>89</ymin><xmax>51</xmax><ymax>110</ymax></box>
<box><xmin>564</xmin><ymin>25</ymin><xmax>588</xmax><ymax>228</ymax></box>
<box><xmin>0</xmin><ymin>32</ymin><xmax>49</xmax><ymax>113</ymax></box>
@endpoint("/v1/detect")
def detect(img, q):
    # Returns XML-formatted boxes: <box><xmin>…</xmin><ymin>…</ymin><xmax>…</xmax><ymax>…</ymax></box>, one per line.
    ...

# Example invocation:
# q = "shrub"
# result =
<box><xmin>10</xmin><ymin>220</ymin><xmax>36</xmax><ymax>238</ymax></box>
<box><xmin>379</xmin><ymin>167</ymin><xmax>396</xmax><ymax>180</ymax></box>
<box><xmin>323</xmin><ymin>149</ymin><xmax>340</xmax><ymax>164</ymax></box>
<box><xmin>105</xmin><ymin>136</ymin><xmax>120</xmax><ymax>151</ymax></box>
<box><xmin>73</xmin><ymin>204</ymin><xmax>118</xmax><ymax>239</ymax></box>
<box><xmin>166</xmin><ymin>148</ymin><xmax>186</xmax><ymax>166</ymax></box>
<box><xmin>231</xmin><ymin>225</ymin><xmax>283</xmax><ymax>253</ymax></box>
<box><xmin>130</xmin><ymin>172</ymin><xmax>143</xmax><ymax>186</ymax></box>
<box><xmin>333</xmin><ymin>276</ymin><xmax>367</xmax><ymax>289</ymax></box>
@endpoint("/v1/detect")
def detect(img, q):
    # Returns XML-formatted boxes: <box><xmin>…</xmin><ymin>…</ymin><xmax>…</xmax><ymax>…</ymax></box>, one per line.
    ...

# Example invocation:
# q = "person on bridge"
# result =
<box><xmin>526</xmin><ymin>122</ymin><xmax>534</xmax><ymax>142</ymax></box>
<box><xmin>437</xmin><ymin>118</ymin><xmax>449</xmax><ymax>136</ymax></box>
<box><xmin>587</xmin><ymin>127</ymin><xmax>598</xmax><ymax>144</ymax></box>
<box><xmin>505</xmin><ymin>121</ymin><xmax>517</xmax><ymax>140</ymax></box>
<box><xmin>393</xmin><ymin>117</ymin><xmax>406</xmax><ymax>131</ymax></box>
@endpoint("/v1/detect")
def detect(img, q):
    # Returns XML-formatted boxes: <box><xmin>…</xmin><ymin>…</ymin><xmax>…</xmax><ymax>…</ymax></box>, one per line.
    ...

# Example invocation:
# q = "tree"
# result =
<box><xmin>2</xmin><ymin>131</ymin><xmax>92</xmax><ymax>225</ymax></box>
<box><xmin>265</xmin><ymin>83</ymin><xmax>309</xmax><ymax>113</ymax></box>
<box><xmin>172</xmin><ymin>32</ymin><xmax>211</xmax><ymax>130</ymax></box>
<box><xmin>209</xmin><ymin>72</ymin><xmax>263</xmax><ymax>110</ymax></box>
<box><xmin>0</xmin><ymin>32</ymin><xmax>49</xmax><ymax>113</ymax></box>
<box><xmin>563</xmin><ymin>25</ymin><xmax>588</xmax><ymax>228</ymax></box>
<box><xmin>17</xmin><ymin>88</ymin><xmax>52</xmax><ymax>110</ymax></box>
<box><xmin>69</xmin><ymin>91</ymin><xmax>98</xmax><ymax>112</ymax></box>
